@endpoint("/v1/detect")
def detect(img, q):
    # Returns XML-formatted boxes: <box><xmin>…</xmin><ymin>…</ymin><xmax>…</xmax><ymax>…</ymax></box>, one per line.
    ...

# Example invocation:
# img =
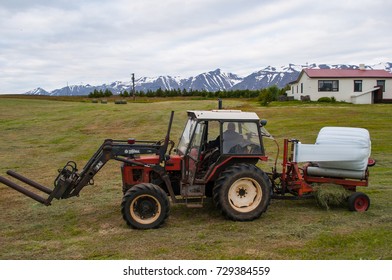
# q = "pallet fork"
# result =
<box><xmin>0</xmin><ymin>161</ymin><xmax>78</xmax><ymax>206</ymax></box>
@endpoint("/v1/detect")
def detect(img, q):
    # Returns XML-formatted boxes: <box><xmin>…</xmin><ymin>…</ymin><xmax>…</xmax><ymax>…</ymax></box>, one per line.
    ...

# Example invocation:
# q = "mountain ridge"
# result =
<box><xmin>26</xmin><ymin>62</ymin><xmax>392</xmax><ymax>96</ymax></box>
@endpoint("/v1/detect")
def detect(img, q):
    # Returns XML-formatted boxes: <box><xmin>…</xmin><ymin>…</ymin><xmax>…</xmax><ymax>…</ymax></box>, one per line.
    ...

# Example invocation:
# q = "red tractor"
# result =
<box><xmin>0</xmin><ymin>108</ymin><xmax>374</xmax><ymax>229</ymax></box>
<box><xmin>0</xmin><ymin>110</ymin><xmax>273</xmax><ymax>229</ymax></box>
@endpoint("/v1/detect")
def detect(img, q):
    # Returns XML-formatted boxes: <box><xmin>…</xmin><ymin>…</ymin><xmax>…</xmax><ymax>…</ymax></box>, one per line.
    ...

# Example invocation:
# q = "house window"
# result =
<box><xmin>354</xmin><ymin>80</ymin><xmax>362</xmax><ymax>92</ymax></box>
<box><xmin>301</xmin><ymin>83</ymin><xmax>303</xmax><ymax>93</ymax></box>
<box><xmin>377</xmin><ymin>80</ymin><xmax>385</xmax><ymax>92</ymax></box>
<box><xmin>318</xmin><ymin>80</ymin><xmax>339</xmax><ymax>92</ymax></box>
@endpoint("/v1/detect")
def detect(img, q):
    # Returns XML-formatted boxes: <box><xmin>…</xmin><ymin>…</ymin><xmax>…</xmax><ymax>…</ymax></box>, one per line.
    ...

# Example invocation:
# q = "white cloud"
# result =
<box><xmin>1</xmin><ymin>0</ymin><xmax>391</xmax><ymax>93</ymax></box>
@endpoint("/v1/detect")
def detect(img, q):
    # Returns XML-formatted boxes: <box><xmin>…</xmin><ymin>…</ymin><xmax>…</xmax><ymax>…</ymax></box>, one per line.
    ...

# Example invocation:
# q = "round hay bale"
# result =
<box><xmin>115</xmin><ymin>100</ymin><xmax>127</xmax><ymax>104</ymax></box>
<box><xmin>313</xmin><ymin>184</ymin><xmax>351</xmax><ymax>210</ymax></box>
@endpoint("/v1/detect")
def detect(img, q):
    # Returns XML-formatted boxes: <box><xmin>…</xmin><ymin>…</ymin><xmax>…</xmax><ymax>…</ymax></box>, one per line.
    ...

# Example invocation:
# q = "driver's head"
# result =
<box><xmin>227</xmin><ymin>122</ymin><xmax>235</xmax><ymax>131</ymax></box>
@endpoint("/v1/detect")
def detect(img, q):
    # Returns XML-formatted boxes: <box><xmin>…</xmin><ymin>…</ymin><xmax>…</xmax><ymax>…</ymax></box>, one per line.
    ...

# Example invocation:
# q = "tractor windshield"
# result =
<box><xmin>177</xmin><ymin>118</ymin><xmax>197</xmax><ymax>155</ymax></box>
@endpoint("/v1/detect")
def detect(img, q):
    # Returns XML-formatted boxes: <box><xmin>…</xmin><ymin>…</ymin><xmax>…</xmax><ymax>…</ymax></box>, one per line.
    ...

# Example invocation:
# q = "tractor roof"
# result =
<box><xmin>187</xmin><ymin>110</ymin><xmax>260</xmax><ymax>121</ymax></box>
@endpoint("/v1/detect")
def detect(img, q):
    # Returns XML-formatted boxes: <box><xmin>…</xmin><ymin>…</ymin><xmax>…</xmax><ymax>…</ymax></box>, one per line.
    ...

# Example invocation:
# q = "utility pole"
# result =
<box><xmin>132</xmin><ymin>73</ymin><xmax>135</xmax><ymax>101</ymax></box>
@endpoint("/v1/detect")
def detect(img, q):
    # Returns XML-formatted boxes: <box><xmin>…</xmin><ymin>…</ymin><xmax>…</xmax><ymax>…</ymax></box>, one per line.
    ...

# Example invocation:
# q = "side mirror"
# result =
<box><xmin>260</xmin><ymin>119</ymin><xmax>267</xmax><ymax>127</ymax></box>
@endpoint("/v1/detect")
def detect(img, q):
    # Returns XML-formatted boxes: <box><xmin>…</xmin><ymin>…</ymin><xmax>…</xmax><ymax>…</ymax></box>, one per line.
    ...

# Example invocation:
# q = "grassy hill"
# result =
<box><xmin>0</xmin><ymin>97</ymin><xmax>391</xmax><ymax>259</ymax></box>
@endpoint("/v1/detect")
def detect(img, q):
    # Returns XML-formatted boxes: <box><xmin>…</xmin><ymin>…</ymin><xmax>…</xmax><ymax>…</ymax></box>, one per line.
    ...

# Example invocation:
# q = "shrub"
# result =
<box><xmin>318</xmin><ymin>97</ymin><xmax>335</xmax><ymax>103</ymax></box>
<box><xmin>258</xmin><ymin>85</ymin><xmax>280</xmax><ymax>106</ymax></box>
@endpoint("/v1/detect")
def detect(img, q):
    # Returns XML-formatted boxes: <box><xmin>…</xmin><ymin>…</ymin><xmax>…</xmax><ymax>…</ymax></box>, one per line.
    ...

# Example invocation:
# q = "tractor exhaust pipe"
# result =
<box><xmin>159</xmin><ymin>111</ymin><xmax>175</xmax><ymax>163</ymax></box>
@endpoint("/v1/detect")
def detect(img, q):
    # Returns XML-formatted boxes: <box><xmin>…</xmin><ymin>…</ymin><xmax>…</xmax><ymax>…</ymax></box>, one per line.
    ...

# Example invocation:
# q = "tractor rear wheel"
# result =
<box><xmin>213</xmin><ymin>163</ymin><xmax>271</xmax><ymax>221</ymax></box>
<box><xmin>348</xmin><ymin>192</ymin><xmax>370</xmax><ymax>212</ymax></box>
<box><xmin>121</xmin><ymin>183</ymin><xmax>170</xmax><ymax>229</ymax></box>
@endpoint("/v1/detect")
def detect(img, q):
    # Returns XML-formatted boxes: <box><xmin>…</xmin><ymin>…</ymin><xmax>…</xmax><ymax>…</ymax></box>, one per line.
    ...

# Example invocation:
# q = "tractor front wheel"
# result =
<box><xmin>213</xmin><ymin>163</ymin><xmax>271</xmax><ymax>221</ymax></box>
<box><xmin>121</xmin><ymin>183</ymin><xmax>170</xmax><ymax>229</ymax></box>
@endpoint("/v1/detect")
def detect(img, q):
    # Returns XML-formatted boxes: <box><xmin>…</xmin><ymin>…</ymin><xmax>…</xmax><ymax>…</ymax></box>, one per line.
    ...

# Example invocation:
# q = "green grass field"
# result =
<box><xmin>0</xmin><ymin>96</ymin><xmax>391</xmax><ymax>259</ymax></box>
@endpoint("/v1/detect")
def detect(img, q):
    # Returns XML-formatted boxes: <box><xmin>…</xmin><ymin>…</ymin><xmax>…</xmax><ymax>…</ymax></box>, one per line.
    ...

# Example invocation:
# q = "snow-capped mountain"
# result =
<box><xmin>232</xmin><ymin>64</ymin><xmax>302</xmax><ymax>90</ymax></box>
<box><xmin>135</xmin><ymin>76</ymin><xmax>185</xmax><ymax>92</ymax></box>
<box><xmin>50</xmin><ymin>84</ymin><xmax>97</xmax><ymax>96</ymax></box>
<box><xmin>37</xmin><ymin>68</ymin><xmax>244</xmax><ymax>96</ymax></box>
<box><xmin>370</xmin><ymin>62</ymin><xmax>392</xmax><ymax>72</ymax></box>
<box><xmin>25</xmin><ymin>87</ymin><xmax>50</xmax><ymax>95</ymax></box>
<box><xmin>183</xmin><ymin>69</ymin><xmax>243</xmax><ymax>92</ymax></box>
<box><xmin>27</xmin><ymin>62</ymin><xmax>392</xmax><ymax>96</ymax></box>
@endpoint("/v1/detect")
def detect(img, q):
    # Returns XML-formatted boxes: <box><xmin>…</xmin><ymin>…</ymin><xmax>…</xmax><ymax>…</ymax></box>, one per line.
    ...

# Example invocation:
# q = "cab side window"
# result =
<box><xmin>222</xmin><ymin>122</ymin><xmax>243</xmax><ymax>153</ymax></box>
<box><xmin>222</xmin><ymin>122</ymin><xmax>262</xmax><ymax>154</ymax></box>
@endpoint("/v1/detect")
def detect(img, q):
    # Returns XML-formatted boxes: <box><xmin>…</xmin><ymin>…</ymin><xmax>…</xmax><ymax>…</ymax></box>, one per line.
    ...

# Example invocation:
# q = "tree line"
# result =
<box><xmin>88</xmin><ymin>89</ymin><xmax>114</xmax><ymax>98</ymax></box>
<box><xmin>88</xmin><ymin>85</ymin><xmax>290</xmax><ymax>102</ymax></box>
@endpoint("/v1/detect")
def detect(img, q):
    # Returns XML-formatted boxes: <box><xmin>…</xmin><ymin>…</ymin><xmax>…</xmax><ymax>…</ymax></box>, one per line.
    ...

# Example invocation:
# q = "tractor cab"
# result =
<box><xmin>176</xmin><ymin>110</ymin><xmax>270</xmax><ymax>185</ymax></box>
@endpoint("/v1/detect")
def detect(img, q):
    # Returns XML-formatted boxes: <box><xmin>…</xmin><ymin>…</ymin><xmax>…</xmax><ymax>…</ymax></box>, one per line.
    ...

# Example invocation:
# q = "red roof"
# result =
<box><xmin>304</xmin><ymin>68</ymin><xmax>392</xmax><ymax>78</ymax></box>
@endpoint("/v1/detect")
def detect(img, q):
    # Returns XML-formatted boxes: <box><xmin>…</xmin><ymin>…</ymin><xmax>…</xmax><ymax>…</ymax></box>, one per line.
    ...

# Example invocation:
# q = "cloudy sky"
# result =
<box><xmin>1</xmin><ymin>0</ymin><xmax>391</xmax><ymax>93</ymax></box>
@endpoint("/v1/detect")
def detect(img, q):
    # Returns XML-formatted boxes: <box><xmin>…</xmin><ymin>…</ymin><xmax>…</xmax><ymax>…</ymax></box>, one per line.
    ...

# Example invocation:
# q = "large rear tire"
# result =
<box><xmin>213</xmin><ymin>163</ymin><xmax>271</xmax><ymax>221</ymax></box>
<box><xmin>121</xmin><ymin>183</ymin><xmax>170</xmax><ymax>229</ymax></box>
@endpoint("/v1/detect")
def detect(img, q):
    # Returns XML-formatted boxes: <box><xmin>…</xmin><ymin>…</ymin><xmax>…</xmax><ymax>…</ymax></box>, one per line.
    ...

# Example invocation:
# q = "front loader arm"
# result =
<box><xmin>0</xmin><ymin>111</ymin><xmax>176</xmax><ymax>206</ymax></box>
<box><xmin>68</xmin><ymin>139</ymin><xmax>162</xmax><ymax>198</ymax></box>
<box><xmin>0</xmin><ymin>139</ymin><xmax>161</xmax><ymax>206</ymax></box>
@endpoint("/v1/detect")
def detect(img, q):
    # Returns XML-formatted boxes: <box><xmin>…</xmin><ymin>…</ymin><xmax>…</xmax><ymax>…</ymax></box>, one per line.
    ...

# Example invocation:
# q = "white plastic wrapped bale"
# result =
<box><xmin>316</xmin><ymin>127</ymin><xmax>371</xmax><ymax>171</ymax></box>
<box><xmin>294</xmin><ymin>127</ymin><xmax>371</xmax><ymax>175</ymax></box>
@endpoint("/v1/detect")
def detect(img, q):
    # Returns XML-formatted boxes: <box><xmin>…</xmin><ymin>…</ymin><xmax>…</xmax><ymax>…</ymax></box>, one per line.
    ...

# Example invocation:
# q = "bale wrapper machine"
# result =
<box><xmin>270</xmin><ymin>126</ymin><xmax>374</xmax><ymax>211</ymax></box>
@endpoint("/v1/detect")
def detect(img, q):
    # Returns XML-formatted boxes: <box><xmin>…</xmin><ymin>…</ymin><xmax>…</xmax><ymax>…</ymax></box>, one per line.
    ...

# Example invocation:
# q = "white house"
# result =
<box><xmin>287</xmin><ymin>67</ymin><xmax>392</xmax><ymax>104</ymax></box>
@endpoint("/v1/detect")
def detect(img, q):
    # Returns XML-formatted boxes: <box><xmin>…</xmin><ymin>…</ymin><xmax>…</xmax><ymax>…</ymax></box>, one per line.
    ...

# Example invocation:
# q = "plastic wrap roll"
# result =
<box><xmin>307</xmin><ymin>166</ymin><xmax>366</xmax><ymax>179</ymax></box>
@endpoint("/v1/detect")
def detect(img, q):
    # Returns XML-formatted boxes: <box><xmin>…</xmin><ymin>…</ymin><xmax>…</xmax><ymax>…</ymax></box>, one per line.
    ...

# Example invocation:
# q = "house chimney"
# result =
<box><xmin>359</xmin><ymin>64</ymin><xmax>365</xmax><ymax>70</ymax></box>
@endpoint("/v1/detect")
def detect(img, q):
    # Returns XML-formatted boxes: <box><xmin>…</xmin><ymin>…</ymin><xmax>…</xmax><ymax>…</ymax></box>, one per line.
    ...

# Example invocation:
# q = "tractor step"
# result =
<box><xmin>180</xmin><ymin>184</ymin><xmax>205</xmax><ymax>208</ymax></box>
<box><xmin>186</xmin><ymin>203</ymin><xmax>203</xmax><ymax>208</ymax></box>
<box><xmin>183</xmin><ymin>196</ymin><xmax>204</xmax><ymax>208</ymax></box>
<box><xmin>181</xmin><ymin>184</ymin><xmax>205</xmax><ymax>198</ymax></box>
